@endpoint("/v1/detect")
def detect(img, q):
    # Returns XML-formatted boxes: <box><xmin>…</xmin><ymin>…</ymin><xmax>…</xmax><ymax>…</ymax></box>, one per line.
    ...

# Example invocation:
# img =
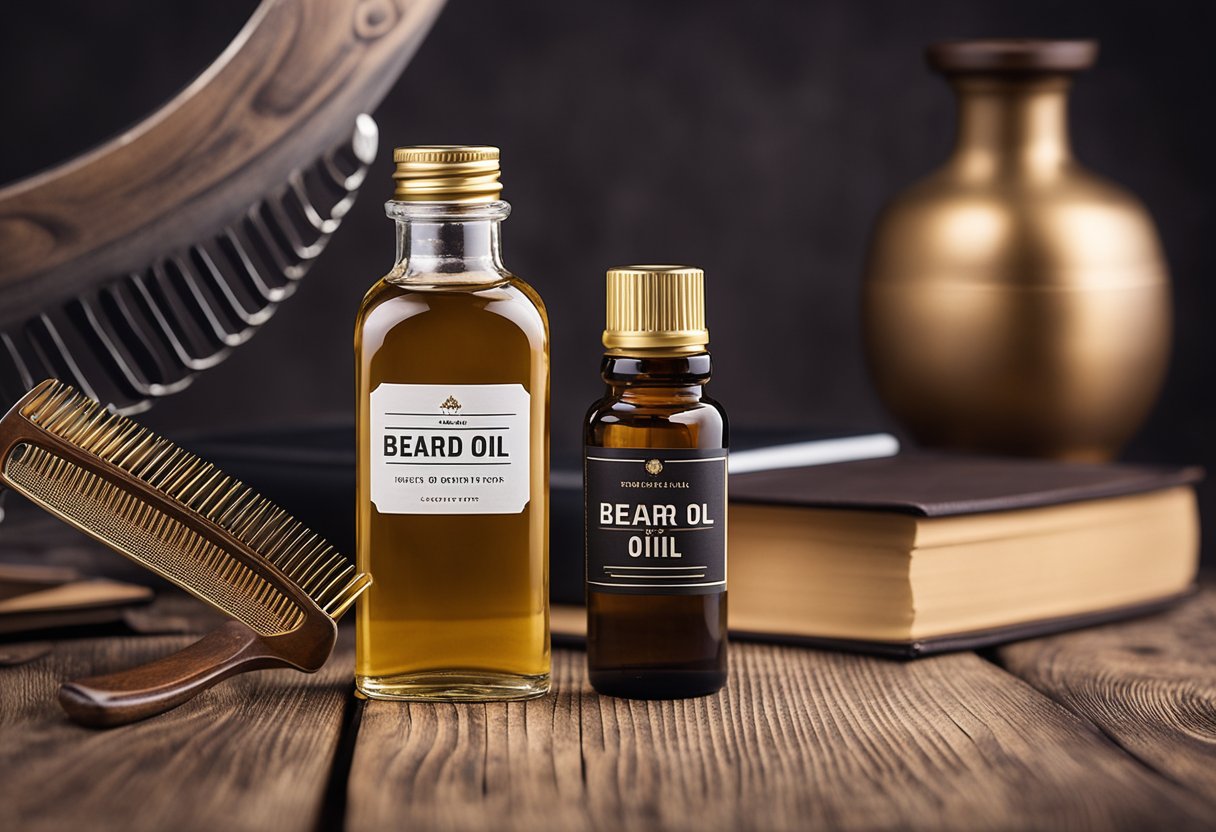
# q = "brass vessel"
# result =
<box><xmin>863</xmin><ymin>40</ymin><xmax>1171</xmax><ymax>462</ymax></box>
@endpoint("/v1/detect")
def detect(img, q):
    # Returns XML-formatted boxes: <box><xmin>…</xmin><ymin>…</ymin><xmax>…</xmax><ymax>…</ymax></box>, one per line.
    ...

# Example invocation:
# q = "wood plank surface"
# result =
<box><xmin>999</xmin><ymin>586</ymin><xmax>1216</xmax><ymax>802</ymax></box>
<box><xmin>0</xmin><ymin>628</ymin><xmax>353</xmax><ymax>832</ymax></box>
<box><xmin>347</xmin><ymin>644</ymin><xmax>1211</xmax><ymax>832</ymax></box>
<box><xmin>5</xmin><ymin>499</ymin><xmax>1215</xmax><ymax>830</ymax></box>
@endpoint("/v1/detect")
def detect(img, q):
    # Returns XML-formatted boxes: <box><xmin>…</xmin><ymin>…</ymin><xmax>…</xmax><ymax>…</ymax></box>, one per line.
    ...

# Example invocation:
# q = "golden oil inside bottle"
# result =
<box><xmin>354</xmin><ymin>146</ymin><xmax>550</xmax><ymax>701</ymax></box>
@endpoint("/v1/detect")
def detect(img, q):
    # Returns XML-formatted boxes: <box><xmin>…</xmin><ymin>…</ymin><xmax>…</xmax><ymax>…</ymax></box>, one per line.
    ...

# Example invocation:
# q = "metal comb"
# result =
<box><xmin>0</xmin><ymin>379</ymin><xmax>371</xmax><ymax>727</ymax></box>
<box><xmin>0</xmin><ymin>120</ymin><xmax>375</xmax><ymax>416</ymax></box>
<box><xmin>0</xmin><ymin>0</ymin><xmax>449</xmax><ymax>415</ymax></box>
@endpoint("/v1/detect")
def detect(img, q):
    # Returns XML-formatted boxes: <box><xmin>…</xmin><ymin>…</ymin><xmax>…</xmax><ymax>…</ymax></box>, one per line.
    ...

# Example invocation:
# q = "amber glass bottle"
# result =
<box><xmin>354</xmin><ymin>146</ymin><xmax>550</xmax><ymax>701</ymax></box>
<box><xmin>584</xmin><ymin>265</ymin><xmax>728</xmax><ymax>699</ymax></box>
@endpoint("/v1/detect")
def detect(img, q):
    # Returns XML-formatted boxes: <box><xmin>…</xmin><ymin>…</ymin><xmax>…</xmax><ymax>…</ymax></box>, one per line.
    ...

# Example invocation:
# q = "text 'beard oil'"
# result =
<box><xmin>584</xmin><ymin>265</ymin><xmax>728</xmax><ymax>699</ymax></box>
<box><xmin>355</xmin><ymin>146</ymin><xmax>550</xmax><ymax>701</ymax></box>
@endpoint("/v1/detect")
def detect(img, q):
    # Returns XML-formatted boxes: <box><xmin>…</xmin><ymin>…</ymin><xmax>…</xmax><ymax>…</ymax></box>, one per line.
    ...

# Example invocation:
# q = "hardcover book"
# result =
<box><xmin>723</xmin><ymin>453</ymin><xmax>1201</xmax><ymax>656</ymax></box>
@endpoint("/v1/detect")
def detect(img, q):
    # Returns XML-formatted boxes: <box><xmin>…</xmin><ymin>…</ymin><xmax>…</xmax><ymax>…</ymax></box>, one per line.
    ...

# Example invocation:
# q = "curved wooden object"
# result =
<box><xmin>59</xmin><ymin>621</ymin><xmax>322</xmax><ymax>728</ymax></box>
<box><xmin>0</xmin><ymin>0</ymin><xmax>445</xmax><ymax>412</ymax></box>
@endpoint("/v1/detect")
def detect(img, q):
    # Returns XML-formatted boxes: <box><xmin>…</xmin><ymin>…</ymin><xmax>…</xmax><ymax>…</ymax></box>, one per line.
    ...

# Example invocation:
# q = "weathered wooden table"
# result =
<box><xmin>2</xmin><ymin>496</ymin><xmax>1214</xmax><ymax>832</ymax></box>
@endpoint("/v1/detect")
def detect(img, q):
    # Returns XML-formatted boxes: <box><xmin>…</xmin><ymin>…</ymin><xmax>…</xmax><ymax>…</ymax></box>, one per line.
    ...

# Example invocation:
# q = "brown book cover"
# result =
<box><xmin>729</xmin><ymin>452</ymin><xmax>1204</xmax><ymax>516</ymax></box>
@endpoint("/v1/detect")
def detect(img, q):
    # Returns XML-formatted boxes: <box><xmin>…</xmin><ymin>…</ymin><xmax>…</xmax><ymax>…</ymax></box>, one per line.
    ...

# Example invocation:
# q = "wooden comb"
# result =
<box><xmin>0</xmin><ymin>379</ymin><xmax>371</xmax><ymax>727</ymax></box>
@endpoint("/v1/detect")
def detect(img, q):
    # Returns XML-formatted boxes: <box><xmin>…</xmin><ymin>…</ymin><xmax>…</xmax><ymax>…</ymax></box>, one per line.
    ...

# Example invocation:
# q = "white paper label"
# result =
<box><xmin>369</xmin><ymin>383</ymin><xmax>531</xmax><ymax>515</ymax></box>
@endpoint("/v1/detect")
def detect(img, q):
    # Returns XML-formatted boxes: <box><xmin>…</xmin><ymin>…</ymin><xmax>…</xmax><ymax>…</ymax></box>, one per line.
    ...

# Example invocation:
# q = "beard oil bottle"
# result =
<box><xmin>355</xmin><ymin>146</ymin><xmax>550</xmax><ymax>701</ymax></box>
<box><xmin>584</xmin><ymin>265</ymin><xmax>728</xmax><ymax>699</ymax></box>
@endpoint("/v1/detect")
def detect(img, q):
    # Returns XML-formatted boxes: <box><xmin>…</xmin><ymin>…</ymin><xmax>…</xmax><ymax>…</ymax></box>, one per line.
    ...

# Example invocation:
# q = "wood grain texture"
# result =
<box><xmin>999</xmin><ymin>585</ymin><xmax>1216</xmax><ymax>801</ymax></box>
<box><xmin>347</xmin><ymin>644</ymin><xmax>1211</xmax><ymax>832</ymax></box>
<box><xmin>0</xmin><ymin>628</ymin><xmax>353</xmax><ymax>832</ymax></box>
<box><xmin>0</xmin><ymin>1</ymin><xmax>446</xmax><ymax>414</ymax></box>
<box><xmin>0</xmin><ymin>0</ymin><xmax>445</xmax><ymax>305</ymax></box>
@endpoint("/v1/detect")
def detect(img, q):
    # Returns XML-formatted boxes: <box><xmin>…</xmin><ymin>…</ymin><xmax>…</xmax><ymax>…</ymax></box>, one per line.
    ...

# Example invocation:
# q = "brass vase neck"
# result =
<box><xmin>927</xmin><ymin>39</ymin><xmax>1097</xmax><ymax>180</ymax></box>
<box><xmin>950</xmin><ymin>76</ymin><xmax>1074</xmax><ymax>178</ymax></box>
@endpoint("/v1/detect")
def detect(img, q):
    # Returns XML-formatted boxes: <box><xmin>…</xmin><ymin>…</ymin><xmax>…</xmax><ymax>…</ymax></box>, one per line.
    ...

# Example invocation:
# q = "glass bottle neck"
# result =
<box><xmin>602</xmin><ymin>353</ymin><xmax>712</xmax><ymax>398</ymax></box>
<box><xmin>386</xmin><ymin>200</ymin><xmax>510</xmax><ymax>282</ymax></box>
<box><xmin>950</xmin><ymin>75</ymin><xmax>1074</xmax><ymax>178</ymax></box>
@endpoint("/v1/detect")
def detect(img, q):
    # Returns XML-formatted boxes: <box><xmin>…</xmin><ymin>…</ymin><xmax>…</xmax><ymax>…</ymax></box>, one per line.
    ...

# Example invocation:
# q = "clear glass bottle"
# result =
<box><xmin>354</xmin><ymin>146</ymin><xmax>550</xmax><ymax>701</ymax></box>
<box><xmin>584</xmin><ymin>266</ymin><xmax>728</xmax><ymax>699</ymax></box>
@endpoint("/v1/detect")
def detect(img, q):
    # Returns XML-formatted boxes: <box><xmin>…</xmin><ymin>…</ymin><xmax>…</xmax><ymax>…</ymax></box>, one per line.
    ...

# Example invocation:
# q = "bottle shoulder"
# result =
<box><xmin>356</xmin><ymin>273</ymin><xmax>548</xmax><ymax>335</ymax></box>
<box><xmin>585</xmin><ymin>393</ymin><xmax>727</xmax><ymax>418</ymax></box>
<box><xmin>584</xmin><ymin>393</ymin><xmax>728</xmax><ymax>449</ymax></box>
<box><xmin>360</xmin><ymin>269</ymin><xmax>540</xmax><ymax>306</ymax></box>
<box><xmin>507</xmin><ymin>274</ymin><xmax>549</xmax><ymax>321</ymax></box>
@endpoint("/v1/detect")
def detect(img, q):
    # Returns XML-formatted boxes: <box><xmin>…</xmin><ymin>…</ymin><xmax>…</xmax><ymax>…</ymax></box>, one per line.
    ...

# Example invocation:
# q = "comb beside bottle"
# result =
<box><xmin>0</xmin><ymin>379</ymin><xmax>371</xmax><ymax>727</ymax></box>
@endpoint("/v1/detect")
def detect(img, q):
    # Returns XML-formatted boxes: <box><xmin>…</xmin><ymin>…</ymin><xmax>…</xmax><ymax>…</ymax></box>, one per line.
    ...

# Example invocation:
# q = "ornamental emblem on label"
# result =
<box><xmin>645</xmin><ymin>458</ymin><xmax>664</xmax><ymax>476</ymax></box>
<box><xmin>440</xmin><ymin>395</ymin><xmax>462</xmax><ymax>414</ymax></box>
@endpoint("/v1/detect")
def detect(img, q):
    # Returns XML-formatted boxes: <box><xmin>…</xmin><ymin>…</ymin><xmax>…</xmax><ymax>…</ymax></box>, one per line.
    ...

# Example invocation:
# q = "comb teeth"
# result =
<box><xmin>15</xmin><ymin>380</ymin><xmax>369</xmax><ymax>620</ymax></box>
<box><xmin>0</xmin><ymin>117</ymin><xmax>376</xmax><ymax>416</ymax></box>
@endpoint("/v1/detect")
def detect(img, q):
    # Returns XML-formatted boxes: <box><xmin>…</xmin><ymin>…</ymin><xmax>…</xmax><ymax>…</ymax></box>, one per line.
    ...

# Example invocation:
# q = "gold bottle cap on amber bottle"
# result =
<box><xmin>392</xmin><ymin>145</ymin><xmax>502</xmax><ymax>202</ymax></box>
<box><xmin>603</xmin><ymin>265</ymin><xmax>709</xmax><ymax>355</ymax></box>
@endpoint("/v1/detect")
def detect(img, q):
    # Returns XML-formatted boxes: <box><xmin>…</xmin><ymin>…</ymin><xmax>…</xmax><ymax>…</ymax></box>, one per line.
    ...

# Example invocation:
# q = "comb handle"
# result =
<box><xmin>58</xmin><ymin>621</ymin><xmax>317</xmax><ymax>728</ymax></box>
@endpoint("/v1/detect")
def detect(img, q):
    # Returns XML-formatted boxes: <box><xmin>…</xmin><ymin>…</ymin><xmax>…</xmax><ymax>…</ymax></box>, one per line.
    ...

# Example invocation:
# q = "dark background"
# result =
<box><xmin>2</xmin><ymin>1</ymin><xmax>1213</xmax><ymax>555</ymax></box>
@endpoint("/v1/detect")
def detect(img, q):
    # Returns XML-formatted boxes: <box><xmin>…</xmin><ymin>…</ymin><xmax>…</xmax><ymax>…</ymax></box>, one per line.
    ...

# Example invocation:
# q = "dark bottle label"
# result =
<box><xmin>584</xmin><ymin>447</ymin><xmax>727</xmax><ymax>596</ymax></box>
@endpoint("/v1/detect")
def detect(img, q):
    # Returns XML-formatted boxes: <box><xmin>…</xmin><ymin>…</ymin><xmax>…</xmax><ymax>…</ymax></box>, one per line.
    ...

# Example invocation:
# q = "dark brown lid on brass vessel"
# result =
<box><xmin>927</xmin><ymin>39</ymin><xmax>1098</xmax><ymax>74</ymax></box>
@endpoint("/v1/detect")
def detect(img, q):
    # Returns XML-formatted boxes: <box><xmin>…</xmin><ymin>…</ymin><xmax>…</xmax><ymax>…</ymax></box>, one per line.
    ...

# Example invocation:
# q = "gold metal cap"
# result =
<box><xmin>392</xmin><ymin>145</ymin><xmax>503</xmax><ymax>202</ymax></box>
<box><xmin>603</xmin><ymin>265</ymin><xmax>709</xmax><ymax>354</ymax></box>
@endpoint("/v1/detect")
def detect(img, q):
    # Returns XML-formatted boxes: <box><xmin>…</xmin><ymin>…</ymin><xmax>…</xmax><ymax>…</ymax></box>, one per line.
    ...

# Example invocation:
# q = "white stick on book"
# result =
<box><xmin>728</xmin><ymin>434</ymin><xmax>900</xmax><ymax>475</ymax></box>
